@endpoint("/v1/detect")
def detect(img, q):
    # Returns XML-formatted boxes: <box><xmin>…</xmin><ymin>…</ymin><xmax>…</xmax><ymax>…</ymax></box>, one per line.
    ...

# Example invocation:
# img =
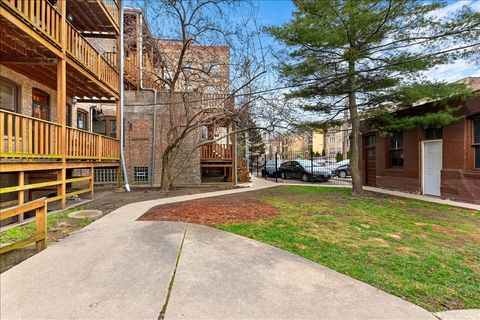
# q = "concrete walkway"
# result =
<box><xmin>1</xmin><ymin>178</ymin><xmax>437</xmax><ymax>319</ymax></box>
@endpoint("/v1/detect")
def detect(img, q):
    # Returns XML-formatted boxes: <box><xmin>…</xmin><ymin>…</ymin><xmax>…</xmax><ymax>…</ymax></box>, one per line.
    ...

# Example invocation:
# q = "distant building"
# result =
<box><xmin>324</xmin><ymin>122</ymin><xmax>351</xmax><ymax>158</ymax></box>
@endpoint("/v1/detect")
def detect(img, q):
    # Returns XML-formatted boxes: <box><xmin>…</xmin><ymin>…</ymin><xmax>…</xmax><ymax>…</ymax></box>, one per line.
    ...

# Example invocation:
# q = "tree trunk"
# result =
<box><xmin>160</xmin><ymin>147</ymin><xmax>172</xmax><ymax>191</ymax></box>
<box><xmin>347</xmin><ymin>60</ymin><xmax>364</xmax><ymax>196</ymax></box>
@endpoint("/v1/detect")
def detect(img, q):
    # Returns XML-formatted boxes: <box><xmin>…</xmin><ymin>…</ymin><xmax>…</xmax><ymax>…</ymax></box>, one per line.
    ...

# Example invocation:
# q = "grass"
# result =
<box><xmin>216</xmin><ymin>186</ymin><xmax>480</xmax><ymax>312</ymax></box>
<box><xmin>0</xmin><ymin>207</ymin><xmax>89</xmax><ymax>245</ymax></box>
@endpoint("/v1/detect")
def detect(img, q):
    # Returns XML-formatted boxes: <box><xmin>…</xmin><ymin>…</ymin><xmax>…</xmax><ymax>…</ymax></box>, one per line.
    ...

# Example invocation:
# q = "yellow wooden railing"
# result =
<box><xmin>1</xmin><ymin>110</ymin><xmax>120</xmax><ymax>161</ymax></box>
<box><xmin>0</xmin><ymin>109</ymin><xmax>62</xmax><ymax>159</ymax></box>
<box><xmin>2</xmin><ymin>0</ymin><xmax>62</xmax><ymax>46</ymax></box>
<box><xmin>0</xmin><ymin>198</ymin><xmax>47</xmax><ymax>254</ymax></box>
<box><xmin>2</xmin><ymin>0</ymin><xmax>119</xmax><ymax>93</ymax></box>
<box><xmin>201</xmin><ymin>143</ymin><xmax>234</xmax><ymax>161</ymax></box>
<box><xmin>66</xmin><ymin>127</ymin><xmax>120</xmax><ymax>161</ymax></box>
<box><xmin>200</xmin><ymin>94</ymin><xmax>234</xmax><ymax>109</ymax></box>
<box><xmin>66</xmin><ymin>22</ymin><xmax>119</xmax><ymax>92</ymax></box>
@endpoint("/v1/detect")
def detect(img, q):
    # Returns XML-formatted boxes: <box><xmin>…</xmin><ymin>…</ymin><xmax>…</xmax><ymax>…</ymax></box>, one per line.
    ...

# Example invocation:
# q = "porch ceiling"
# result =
<box><xmin>67</xmin><ymin>0</ymin><xmax>118</xmax><ymax>35</ymax></box>
<box><xmin>0</xmin><ymin>16</ymin><xmax>115</xmax><ymax>100</ymax></box>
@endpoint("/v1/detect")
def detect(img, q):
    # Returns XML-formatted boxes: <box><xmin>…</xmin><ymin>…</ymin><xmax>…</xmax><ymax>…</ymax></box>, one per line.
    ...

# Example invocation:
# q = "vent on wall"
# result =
<box><xmin>134</xmin><ymin>166</ymin><xmax>149</xmax><ymax>182</ymax></box>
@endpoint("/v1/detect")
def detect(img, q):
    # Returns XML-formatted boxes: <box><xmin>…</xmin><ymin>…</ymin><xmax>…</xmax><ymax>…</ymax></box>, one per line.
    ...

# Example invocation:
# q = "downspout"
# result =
<box><xmin>233</xmin><ymin>122</ymin><xmax>238</xmax><ymax>186</ymax></box>
<box><xmin>120</xmin><ymin>3</ymin><xmax>130</xmax><ymax>191</ymax></box>
<box><xmin>138</xmin><ymin>12</ymin><xmax>157</xmax><ymax>187</ymax></box>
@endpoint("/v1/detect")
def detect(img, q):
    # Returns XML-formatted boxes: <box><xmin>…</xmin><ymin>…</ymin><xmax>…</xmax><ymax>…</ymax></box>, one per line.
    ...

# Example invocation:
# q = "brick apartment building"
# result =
<box><xmin>1</xmin><ymin>0</ymin><xmax>121</xmax><ymax>217</ymax></box>
<box><xmin>360</xmin><ymin>79</ymin><xmax>480</xmax><ymax>204</ymax></box>
<box><xmin>80</xmin><ymin>7</ymin><xmax>239</xmax><ymax>186</ymax></box>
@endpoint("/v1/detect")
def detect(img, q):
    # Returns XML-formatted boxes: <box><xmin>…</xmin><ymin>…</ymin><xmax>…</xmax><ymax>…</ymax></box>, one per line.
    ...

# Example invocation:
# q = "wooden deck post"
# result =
<box><xmin>34</xmin><ymin>199</ymin><xmax>47</xmax><ymax>252</ymax></box>
<box><xmin>89</xmin><ymin>166</ymin><xmax>94</xmax><ymax>198</ymax></box>
<box><xmin>57</xmin><ymin>0</ymin><xmax>67</xmax><ymax>209</ymax></box>
<box><xmin>17</xmin><ymin>171</ymin><xmax>24</xmax><ymax>222</ymax></box>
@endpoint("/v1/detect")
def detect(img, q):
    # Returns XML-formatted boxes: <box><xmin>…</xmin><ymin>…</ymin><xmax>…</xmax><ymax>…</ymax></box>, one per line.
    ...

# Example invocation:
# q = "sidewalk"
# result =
<box><xmin>1</xmin><ymin>177</ymin><xmax>437</xmax><ymax>319</ymax></box>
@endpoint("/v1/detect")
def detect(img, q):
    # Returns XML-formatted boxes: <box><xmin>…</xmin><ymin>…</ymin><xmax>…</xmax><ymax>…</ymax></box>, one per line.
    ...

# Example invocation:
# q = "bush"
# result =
<box><xmin>336</xmin><ymin>152</ymin><xmax>343</xmax><ymax>162</ymax></box>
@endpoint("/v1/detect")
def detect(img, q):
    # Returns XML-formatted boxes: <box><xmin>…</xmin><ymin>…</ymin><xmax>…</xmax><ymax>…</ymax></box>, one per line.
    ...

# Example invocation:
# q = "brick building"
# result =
<box><xmin>1</xmin><ymin>0</ymin><xmax>121</xmax><ymax>216</ymax></box>
<box><xmin>360</xmin><ymin>90</ymin><xmax>480</xmax><ymax>204</ymax></box>
<box><xmin>81</xmin><ymin>7</ymin><xmax>239</xmax><ymax>186</ymax></box>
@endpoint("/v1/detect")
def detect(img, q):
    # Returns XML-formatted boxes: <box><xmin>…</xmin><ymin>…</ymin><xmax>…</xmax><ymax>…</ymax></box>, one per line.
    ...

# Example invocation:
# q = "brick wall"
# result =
<box><xmin>124</xmin><ymin>91</ymin><xmax>202</xmax><ymax>186</ymax></box>
<box><xmin>1</xmin><ymin>66</ymin><xmax>75</xmax><ymax>125</ymax></box>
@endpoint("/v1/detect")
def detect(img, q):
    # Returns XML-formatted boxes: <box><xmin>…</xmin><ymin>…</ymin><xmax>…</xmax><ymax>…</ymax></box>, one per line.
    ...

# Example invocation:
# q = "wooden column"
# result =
<box><xmin>57</xmin><ymin>0</ymin><xmax>67</xmax><ymax>209</ymax></box>
<box><xmin>17</xmin><ymin>171</ymin><xmax>24</xmax><ymax>222</ymax></box>
<box><xmin>89</xmin><ymin>166</ymin><xmax>94</xmax><ymax>198</ymax></box>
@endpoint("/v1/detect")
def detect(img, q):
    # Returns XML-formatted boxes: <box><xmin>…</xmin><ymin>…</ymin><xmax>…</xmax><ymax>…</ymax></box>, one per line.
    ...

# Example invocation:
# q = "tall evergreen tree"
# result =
<box><xmin>267</xmin><ymin>0</ymin><xmax>480</xmax><ymax>195</ymax></box>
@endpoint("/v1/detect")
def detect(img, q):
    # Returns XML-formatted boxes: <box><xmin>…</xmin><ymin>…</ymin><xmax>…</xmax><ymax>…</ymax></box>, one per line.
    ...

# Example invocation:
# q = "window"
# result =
<box><xmin>93</xmin><ymin>120</ymin><xmax>106</xmax><ymax>135</ymax></box>
<box><xmin>473</xmin><ymin>119</ymin><xmax>480</xmax><ymax>169</ymax></box>
<box><xmin>389</xmin><ymin>131</ymin><xmax>404</xmax><ymax>167</ymax></box>
<box><xmin>134</xmin><ymin>166</ymin><xmax>149</xmax><ymax>182</ymax></box>
<box><xmin>425</xmin><ymin>127</ymin><xmax>443</xmax><ymax>140</ymax></box>
<box><xmin>110</xmin><ymin>120</ymin><xmax>117</xmax><ymax>138</ymax></box>
<box><xmin>0</xmin><ymin>78</ymin><xmax>19</xmax><ymax>111</ymax></box>
<box><xmin>66</xmin><ymin>104</ymin><xmax>72</xmax><ymax>127</ymax></box>
<box><xmin>32</xmin><ymin>89</ymin><xmax>49</xmax><ymax>120</ymax></box>
<box><xmin>77</xmin><ymin>110</ymin><xmax>87</xmax><ymax>130</ymax></box>
<box><xmin>365</xmin><ymin>135</ymin><xmax>376</xmax><ymax>161</ymax></box>
<box><xmin>94</xmin><ymin>168</ymin><xmax>117</xmax><ymax>184</ymax></box>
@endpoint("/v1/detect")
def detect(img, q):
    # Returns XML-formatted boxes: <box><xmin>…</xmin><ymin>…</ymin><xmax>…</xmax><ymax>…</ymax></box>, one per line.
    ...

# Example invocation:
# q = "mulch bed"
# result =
<box><xmin>138</xmin><ymin>194</ymin><xmax>279</xmax><ymax>226</ymax></box>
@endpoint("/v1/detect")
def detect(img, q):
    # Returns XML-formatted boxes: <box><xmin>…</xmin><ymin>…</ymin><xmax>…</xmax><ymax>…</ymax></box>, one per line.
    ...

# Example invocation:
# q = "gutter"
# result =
<box><xmin>138</xmin><ymin>12</ymin><xmax>157</xmax><ymax>187</ymax></box>
<box><xmin>120</xmin><ymin>3</ymin><xmax>130</xmax><ymax>191</ymax></box>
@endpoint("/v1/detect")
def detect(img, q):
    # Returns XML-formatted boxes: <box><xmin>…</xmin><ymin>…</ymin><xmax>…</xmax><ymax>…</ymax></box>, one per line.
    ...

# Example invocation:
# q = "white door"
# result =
<box><xmin>423</xmin><ymin>141</ymin><xmax>442</xmax><ymax>196</ymax></box>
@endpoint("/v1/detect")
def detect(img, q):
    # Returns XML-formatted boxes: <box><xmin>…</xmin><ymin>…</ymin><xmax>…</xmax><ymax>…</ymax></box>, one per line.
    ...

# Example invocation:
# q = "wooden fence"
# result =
<box><xmin>0</xmin><ymin>198</ymin><xmax>47</xmax><ymax>254</ymax></box>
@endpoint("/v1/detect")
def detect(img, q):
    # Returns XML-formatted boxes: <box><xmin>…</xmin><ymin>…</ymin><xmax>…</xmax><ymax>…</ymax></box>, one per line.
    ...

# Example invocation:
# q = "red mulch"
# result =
<box><xmin>138</xmin><ymin>195</ymin><xmax>279</xmax><ymax>226</ymax></box>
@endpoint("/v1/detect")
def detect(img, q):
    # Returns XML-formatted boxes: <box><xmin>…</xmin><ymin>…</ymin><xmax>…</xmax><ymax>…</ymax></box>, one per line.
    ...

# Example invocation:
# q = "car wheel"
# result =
<box><xmin>280</xmin><ymin>172</ymin><xmax>287</xmax><ymax>179</ymax></box>
<box><xmin>302</xmin><ymin>173</ymin><xmax>309</xmax><ymax>182</ymax></box>
<box><xmin>338</xmin><ymin>170</ymin><xmax>347</xmax><ymax>179</ymax></box>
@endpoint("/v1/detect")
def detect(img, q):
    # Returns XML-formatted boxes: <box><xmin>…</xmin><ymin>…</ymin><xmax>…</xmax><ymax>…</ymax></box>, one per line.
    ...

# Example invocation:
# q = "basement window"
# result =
<box><xmin>134</xmin><ymin>166</ymin><xmax>149</xmax><ymax>182</ymax></box>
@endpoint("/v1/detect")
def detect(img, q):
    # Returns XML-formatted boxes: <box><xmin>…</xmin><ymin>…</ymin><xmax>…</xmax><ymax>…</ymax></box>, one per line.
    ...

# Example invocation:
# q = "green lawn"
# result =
<box><xmin>0</xmin><ymin>207</ymin><xmax>85</xmax><ymax>245</ymax></box>
<box><xmin>217</xmin><ymin>186</ymin><xmax>480</xmax><ymax>312</ymax></box>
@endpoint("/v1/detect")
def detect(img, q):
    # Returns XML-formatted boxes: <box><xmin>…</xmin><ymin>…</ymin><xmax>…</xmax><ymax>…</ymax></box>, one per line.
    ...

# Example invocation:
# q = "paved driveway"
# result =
<box><xmin>1</xmin><ymin>178</ymin><xmax>436</xmax><ymax>320</ymax></box>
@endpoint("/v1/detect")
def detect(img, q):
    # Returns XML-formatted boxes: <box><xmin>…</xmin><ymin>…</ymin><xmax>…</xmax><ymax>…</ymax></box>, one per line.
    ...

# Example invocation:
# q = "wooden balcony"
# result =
<box><xmin>201</xmin><ymin>143</ymin><xmax>233</xmax><ymax>162</ymax></box>
<box><xmin>0</xmin><ymin>0</ymin><xmax>119</xmax><ymax>97</ymax></box>
<box><xmin>0</xmin><ymin>110</ymin><xmax>120</xmax><ymax>163</ymax></box>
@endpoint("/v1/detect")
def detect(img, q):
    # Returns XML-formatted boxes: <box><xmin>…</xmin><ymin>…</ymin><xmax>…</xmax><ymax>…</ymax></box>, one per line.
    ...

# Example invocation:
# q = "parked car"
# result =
<box><xmin>333</xmin><ymin>163</ymin><xmax>351</xmax><ymax>179</ymax></box>
<box><xmin>261</xmin><ymin>160</ymin><xmax>285</xmax><ymax>177</ymax></box>
<box><xmin>326</xmin><ymin>159</ymin><xmax>350</xmax><ymax>171</ymax></box>
<box><xmin>278</xmin><ymin>160</ymin><xmax>332</xmax><ymax>182</ymax></box>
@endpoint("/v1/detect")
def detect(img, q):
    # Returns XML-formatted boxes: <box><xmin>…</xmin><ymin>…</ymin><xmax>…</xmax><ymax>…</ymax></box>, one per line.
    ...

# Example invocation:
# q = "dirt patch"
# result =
<box><xmin>82</xmin><ymin>184</ymin><xmax>237</xmax><ymax>215</ymax></box>
<box><xmin>139</xmin><ymin>193</ymin><xmax>279</xmax><ymax>226</ymax></box>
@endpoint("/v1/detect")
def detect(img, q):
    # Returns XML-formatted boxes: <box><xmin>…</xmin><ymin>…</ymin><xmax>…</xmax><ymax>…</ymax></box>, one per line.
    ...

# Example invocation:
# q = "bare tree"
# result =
<box><xmin>125</xmin><ymin>0</ymin><xmax>276</xmax><ymax>190</ymax></box>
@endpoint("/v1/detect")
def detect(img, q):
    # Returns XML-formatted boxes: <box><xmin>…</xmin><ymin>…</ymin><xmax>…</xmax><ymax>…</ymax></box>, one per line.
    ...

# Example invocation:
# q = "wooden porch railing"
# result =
<box><xmin>2</xmin><ymin>0</ymin><xmax>62</xmax><ymax>45</ymax></box>
<box><xmin>0</xmin><ymin>198</ymin><xmax>47</xmax><ymax>254</ymax></box>
<box><xmin>1</xmin><ymin>110</ymin><xmax>120</xmax><ymax>161</ymax></box>
<box><xmin>2</xmin><ymin>0</ymin><xmax>119</xmax><ymax>93</ymax></box>
<box><xmin>66</xmin><ymin>22</ymin><xmax>119</xmax><ymax>92</ymax></box>
<box><xmin>66</xmin><ymin>127</ymin><xmax>120</xmax><ymax>161</ymax></box>
<box><xmin>200</xmin><ymin>143</ymin><xmax>233</xmax><ymax>160</ymax></box>
<box><xmin>0</xmin><ymin>110</ymin><xmax>62</xmax><ymax>159</ymax></box>
<box><xmin>200</xmin><ymin>94</ymin><xmax>234</xmax><ymax>109</ymax></box>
